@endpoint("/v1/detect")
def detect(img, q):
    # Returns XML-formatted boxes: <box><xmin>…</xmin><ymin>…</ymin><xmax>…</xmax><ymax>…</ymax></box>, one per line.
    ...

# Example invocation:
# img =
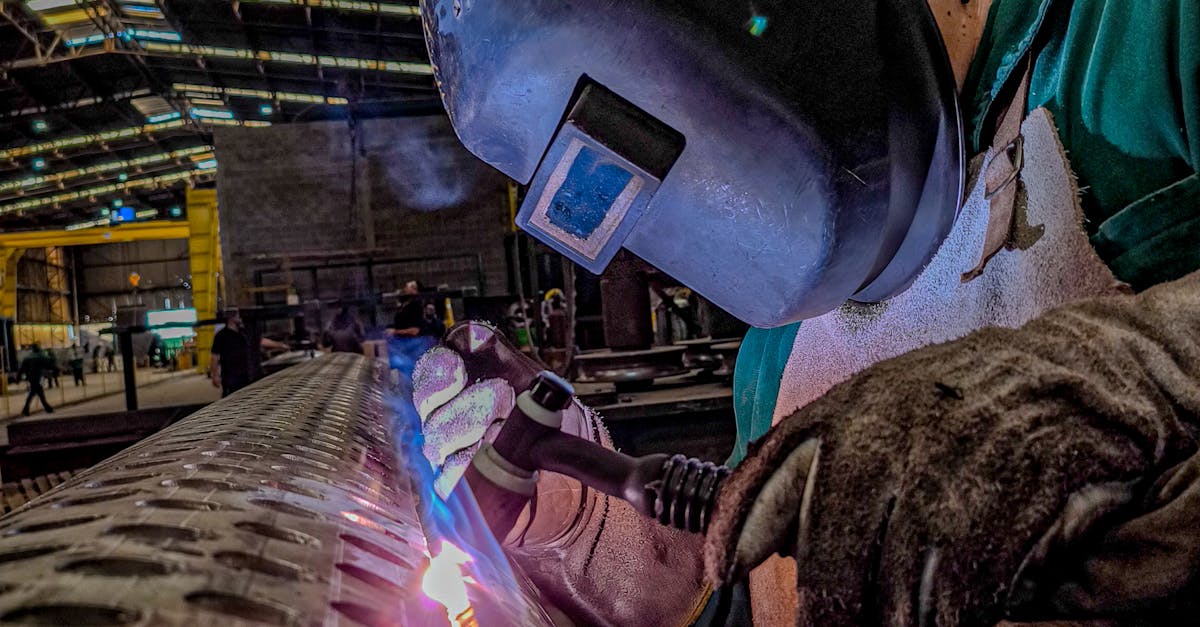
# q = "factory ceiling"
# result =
<box><xmin>0</xmin><ymin>0</ymin><xmax>437</xmax><ymax>233</ymax></box>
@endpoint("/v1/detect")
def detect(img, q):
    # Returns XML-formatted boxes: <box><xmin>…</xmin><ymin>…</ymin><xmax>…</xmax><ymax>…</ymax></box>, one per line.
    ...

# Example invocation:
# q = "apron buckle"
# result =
<box><xmin>984</xmin><ymin>135</ymin><xmax>1025</xmax><ymax>201</ymax></box>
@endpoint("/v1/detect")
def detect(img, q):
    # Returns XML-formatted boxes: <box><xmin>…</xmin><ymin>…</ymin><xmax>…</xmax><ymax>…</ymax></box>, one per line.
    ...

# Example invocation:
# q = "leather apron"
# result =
<box><xmin>748</xmin><ymin>107</ymin><xmax>1129</xmax><ymax>625</ymax></box>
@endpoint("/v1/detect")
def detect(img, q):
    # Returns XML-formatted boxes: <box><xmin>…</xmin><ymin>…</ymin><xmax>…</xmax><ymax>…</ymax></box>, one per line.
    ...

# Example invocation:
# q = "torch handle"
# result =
<box><xmin>461</xmin><ymin>371</ymin><xmax>729</xmax><ymax>539</ymax></box>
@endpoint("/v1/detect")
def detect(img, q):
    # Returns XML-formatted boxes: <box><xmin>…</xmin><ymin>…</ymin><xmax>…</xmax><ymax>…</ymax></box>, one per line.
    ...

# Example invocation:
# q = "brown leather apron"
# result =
<box><xmin>748</xmin><ymin>107</ymin><xmax>1128</xmax><ymax>625</ymax></box>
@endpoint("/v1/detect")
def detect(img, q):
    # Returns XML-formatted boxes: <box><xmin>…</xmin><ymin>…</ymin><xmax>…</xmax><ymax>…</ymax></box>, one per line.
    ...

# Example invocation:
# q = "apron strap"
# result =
<box><xmin>962</xmin><ymin>57</ymin><xmax>1033</xmax><ymax>282</ymax></box>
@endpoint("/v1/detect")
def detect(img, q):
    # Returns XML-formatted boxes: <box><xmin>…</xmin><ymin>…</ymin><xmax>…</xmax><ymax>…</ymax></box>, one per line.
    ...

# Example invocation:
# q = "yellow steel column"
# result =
<box><xmin>187</xmin><ymin>189</ymin><xmax>221</xmax><ymax>374</ymax></box>
<box><xmin>0</xmin><ymin>248</ymin><xmax>20</xmax><ymax>396</ymax></box>
<box><xmin>0</xmin><ymin>248</ymin><xmax>19</xmax><ymax>321</ymax></box>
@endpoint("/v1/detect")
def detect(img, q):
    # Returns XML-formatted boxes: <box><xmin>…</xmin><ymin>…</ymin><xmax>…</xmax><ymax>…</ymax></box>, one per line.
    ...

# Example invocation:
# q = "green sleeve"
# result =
<box><xmin>728</xmin><ymin>322</ymin><xmax>800</xmax><ymax>467</ymax></box>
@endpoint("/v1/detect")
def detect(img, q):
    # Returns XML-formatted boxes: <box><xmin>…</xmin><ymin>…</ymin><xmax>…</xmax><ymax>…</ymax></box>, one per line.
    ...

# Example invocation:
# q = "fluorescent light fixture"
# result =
<box><xmin>143</xmin><ymin>42</ymin><xmax>433</xmax><ymax>75</ymax></box>
<box><xmin>135</xmin><ymin>208</ymin><xmax>158</xmax><ymax>219</ymax></box>
<box><xmin>5</xmin><ymin>89</ymin><xmax>152</xmax><ymax>118</ymax></box>
<box><xmin>175</xmin><ymin>83</ymin><xmax>220</xmax><ymax>94</ymax></box>
<box><xmin>195</xmin><ymin>118</ymin><xmax>271</xmax><ymax>128</ymax></box>
<box><xmin>66</xmin><ymin>219</ymin><xmax>103</xmax><ymax>231</ymax></box>
<box><xmin>189</xmin><ymin>107</ymin><xmax>235</xmax><ymax>120</ymax></box>
<box><xmin>1</xmin><ymin>169</ymin><xmax>213</xmax><ymax>215</ymax></box>
<box><xmin>0</xmin><ymin>119</ymin><xmax>188</xmax><ymax>160</ymax></box>
<box><xmin>233</xmin><ymin>0</ymin><xmax>420</xmax><ymax>16</ymax></box>
<box><xmin>64</xmin><ymin>33</ymin><xmax>107</xmax><ymax>47</ymax></box>
<box><xmin>173</xmin><ymin>83</ymin><xmax>349</xmax><ymax>106</ymax></box>
<box><xmin>26</xmin><ymin>0</ymin><xmax>78</xmax><ymax>10</ymax></box>
<box><xmin>146</xmin><ymin>110</ymin><xmax>182</xmax><ymax>123</ymax></box>
<box><xmin>121</xmin><ymin>4</ymin><xmax>162</xmax><ymax>14</ymax></box>
<box><xmin>38</xmin><ymin>5</ymin><xmax>107</xmax><ymax>27</ymax></box>
<box><xmin>129</xmin><ymin>29</ymin><xmax>182</xmax><ymax>42</ymax></box>
<box><xmin>0</xmin><ymin>146</ymin><xmax>214</xmax><ymax>195</ymax></box>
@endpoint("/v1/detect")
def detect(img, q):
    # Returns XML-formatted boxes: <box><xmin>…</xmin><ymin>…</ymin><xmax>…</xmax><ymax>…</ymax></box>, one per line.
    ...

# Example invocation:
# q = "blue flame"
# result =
<box><xmin>386</xmin><ymin>372</ymin><xmax>514</xmax><ymax>579</ymax></box>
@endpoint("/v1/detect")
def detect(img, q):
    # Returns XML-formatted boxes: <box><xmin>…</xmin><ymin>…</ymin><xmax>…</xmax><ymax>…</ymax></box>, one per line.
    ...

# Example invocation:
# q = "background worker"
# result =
<box><xmin>388</xmin><ymin>280</ymin><xmax>438</xmax><ymax>379</ymax></box>
<box><xmin>69</xmin><ymin>345</ymin><xmax>85</xmax><ymax>387</ymax></box>
<box><xmin>210</xmin><ymin>313</ymin><xmax>251</xmax><ymax>398</ymax></box>
<box><xmin>415</xmin><ymin>0</ymin><xmax>1200</xmax><ymax>625</ymax></box>
<box><xmin>18</xmin><ymin>344</ymin><xmax>54</xmax><ymax>416</ymax></box>
<box><xmin>321</xmin><ymin>307</ymin><xmax>368</xmax><ymax>355</ymax></box>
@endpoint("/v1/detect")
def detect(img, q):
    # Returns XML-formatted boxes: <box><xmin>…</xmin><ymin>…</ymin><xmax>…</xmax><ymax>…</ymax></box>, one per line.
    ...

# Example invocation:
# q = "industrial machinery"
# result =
<box><xmin>0</xmin><ymin>354</ymin><xmax>552</xmax><ymax>626</ymax></box>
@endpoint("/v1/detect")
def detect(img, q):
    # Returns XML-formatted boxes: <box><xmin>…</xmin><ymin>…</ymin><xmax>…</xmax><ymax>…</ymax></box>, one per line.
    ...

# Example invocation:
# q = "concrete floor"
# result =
<box><xmin>0</xmin><ymin>372</ymin><xmax>220</xmax><ymax>448</ymax></box>
<box><xmin>50</xmin><ymin>372</ymin><xmax>220</xmax><ymax>418</ymax></box>
<box><xmin>0</xmin><ymin>368</ymin><xmax>200</xmax><ymax>420</ymax></box>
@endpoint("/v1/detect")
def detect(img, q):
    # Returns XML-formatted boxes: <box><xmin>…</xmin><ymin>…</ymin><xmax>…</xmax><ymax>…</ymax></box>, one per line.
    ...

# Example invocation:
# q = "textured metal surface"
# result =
<box><xmin>0</xmin><ymin>354</ymin><xmax>550</xmax><ymax>626</ymax></box>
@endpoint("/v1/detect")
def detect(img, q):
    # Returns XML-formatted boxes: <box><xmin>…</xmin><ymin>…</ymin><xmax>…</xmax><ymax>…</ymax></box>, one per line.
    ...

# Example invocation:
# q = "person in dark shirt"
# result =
<box><xmin>69</xmin><ymin>345</ymin><xmax>85</xmax><ymax>386</ymax></box>
<box><xmin>391</xmin><ymin>281</ymin><xmax>425</xmax><ymax>338</ymax></box>
<box><xmin>321</xmin><ymin>307</ymin><xmax>366</xmax><ymax>354</ymax></box>
<box><xmin>19</xmin><ymin>344</ymin><xmax>53</xmax><ymax>416</ymax></box>
<box><xmin>44</xmin><ymin>356</ymin><xmax>59</xmax><ymax>389</ymax></box>
<box><xmin>422</xmin><ymin>303</ymin><xmax>446</xmax><ymax>338</ymax></box>
<box><xmin>388</xmin><ymin>280</ymin><xmax>437</xmax><ymax>379</ymax></box>
<box><xmin>210</xmin><ymin>313</ymin><xmax>251</xmax><ymax>397</ymax></box>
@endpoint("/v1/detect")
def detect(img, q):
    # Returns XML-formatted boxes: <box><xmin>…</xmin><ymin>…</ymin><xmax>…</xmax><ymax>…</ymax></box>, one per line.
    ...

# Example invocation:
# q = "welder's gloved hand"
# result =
<box><xmin>412</xmin><ymin>344</ymin><xmax>512</xmax><ymax>497</ymax></box>
<box><xmin>705</xmin><ymin>272</ymin><xmax>1200</xmax><ymax>626</ymax></box>
<box><xmin>412</xmin><ymin>322</ymin><xmax>593</xmax><ymax>498</ymax></box>
<box><xmin>412</xmin><ymin>321</ymin><xmax>710</xmax><ymax>627</ymax></box>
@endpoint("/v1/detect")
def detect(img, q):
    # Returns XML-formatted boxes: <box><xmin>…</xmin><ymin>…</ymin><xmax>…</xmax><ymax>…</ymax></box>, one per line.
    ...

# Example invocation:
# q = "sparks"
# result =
<box><xmin>421</xmin><ymin>541</ymin><xmax>475</xmax><ymax>626</ymax></box>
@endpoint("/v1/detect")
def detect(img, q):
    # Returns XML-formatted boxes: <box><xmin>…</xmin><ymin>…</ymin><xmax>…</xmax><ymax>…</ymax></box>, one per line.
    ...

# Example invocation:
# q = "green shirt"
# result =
<box><xmin>730</xmin><ymin>0</ymin><xmax>1200</xmax><ymax>465</ymax></box>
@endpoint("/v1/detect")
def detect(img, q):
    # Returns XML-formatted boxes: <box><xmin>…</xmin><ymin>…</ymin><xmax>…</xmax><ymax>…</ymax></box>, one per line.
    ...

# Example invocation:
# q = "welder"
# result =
<box><xmin>414</xmin><ymin>1</ymin><xmax>1199</xmax><ymax>625</ymax></box>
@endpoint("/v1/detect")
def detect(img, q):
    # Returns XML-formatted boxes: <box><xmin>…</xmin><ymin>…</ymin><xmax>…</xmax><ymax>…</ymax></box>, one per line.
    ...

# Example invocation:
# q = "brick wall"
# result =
<box><xmin>214</xmin><ymin>114</ymin><xmax>512</xmax><ymax>306</ymax></box>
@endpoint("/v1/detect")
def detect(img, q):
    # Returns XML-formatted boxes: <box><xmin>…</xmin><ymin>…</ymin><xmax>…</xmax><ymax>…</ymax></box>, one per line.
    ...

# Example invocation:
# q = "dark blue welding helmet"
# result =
<box><xmin>422</xmin><ymin>0</ymin><xmax>963</xmax><ymax>327</ymax></box>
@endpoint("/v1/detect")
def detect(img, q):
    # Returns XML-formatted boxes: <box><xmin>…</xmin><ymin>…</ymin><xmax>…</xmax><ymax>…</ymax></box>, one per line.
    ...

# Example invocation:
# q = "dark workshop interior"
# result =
<box><xmin>0</xmin><ymin>1</ymin><xmax>1195</xmax><ymax>626</ymax></box>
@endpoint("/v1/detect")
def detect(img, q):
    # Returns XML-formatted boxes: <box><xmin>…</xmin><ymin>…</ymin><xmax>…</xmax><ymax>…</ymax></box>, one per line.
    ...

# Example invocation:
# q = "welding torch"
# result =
<box><xmin>454</xmin><ymin>369</ymin><xmax>730</xmax><ymax>540</ymax></box>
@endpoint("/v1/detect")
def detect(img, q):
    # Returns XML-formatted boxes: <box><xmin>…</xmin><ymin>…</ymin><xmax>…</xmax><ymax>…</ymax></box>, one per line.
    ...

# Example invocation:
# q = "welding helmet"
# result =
<box><xmin>421</xmin><ymin>0</ymin><xmax>962</xmax><ymax>327</ymax></box>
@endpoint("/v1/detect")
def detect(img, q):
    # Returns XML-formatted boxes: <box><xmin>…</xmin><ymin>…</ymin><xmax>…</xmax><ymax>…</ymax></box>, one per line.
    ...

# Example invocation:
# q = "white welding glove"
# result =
<box><xmin>412</xmin><ymin>322</ymin><xmax>709</xmax><ymax>627</ymax></box>
<box><xmin>412</xmin><ymin>323</ymin><xmax>595</xmax><ymax>500</ymax></box>
<box><xmin>413</xmin><ymin>344</ymin><xmax>513</xmax><ymax>497</ymax></box>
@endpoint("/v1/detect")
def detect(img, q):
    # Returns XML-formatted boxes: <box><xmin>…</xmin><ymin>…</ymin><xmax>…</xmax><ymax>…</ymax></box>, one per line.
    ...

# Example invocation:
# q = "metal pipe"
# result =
<box><xmin>0</xmin><ymin>355</ymin><xmax>551</xmax><ymax>626</ymax></box>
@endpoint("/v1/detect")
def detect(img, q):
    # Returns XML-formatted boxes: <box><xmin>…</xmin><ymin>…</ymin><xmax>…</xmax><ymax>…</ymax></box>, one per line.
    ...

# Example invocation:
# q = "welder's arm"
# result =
<box><xmin>209</xmin><ymin>353</ymin><xmax>221</xmax><ymax>387</ymax></box>
<box><xmin>705</xmin><ymin>271</ymin><xmax>1200</xmax><ymax>626</ymax></box>
<box><xmin>414</xmin><ymin>324</ymin><xmax>709</xmax><ymax>627</ymax></box>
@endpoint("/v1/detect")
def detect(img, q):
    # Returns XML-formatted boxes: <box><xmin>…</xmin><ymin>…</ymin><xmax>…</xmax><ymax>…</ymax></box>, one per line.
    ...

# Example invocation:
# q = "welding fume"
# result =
<box><xmin>414</xmin><ymin>0</ymin><xmax>1200</xmax><ymax>625</ymax></box>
